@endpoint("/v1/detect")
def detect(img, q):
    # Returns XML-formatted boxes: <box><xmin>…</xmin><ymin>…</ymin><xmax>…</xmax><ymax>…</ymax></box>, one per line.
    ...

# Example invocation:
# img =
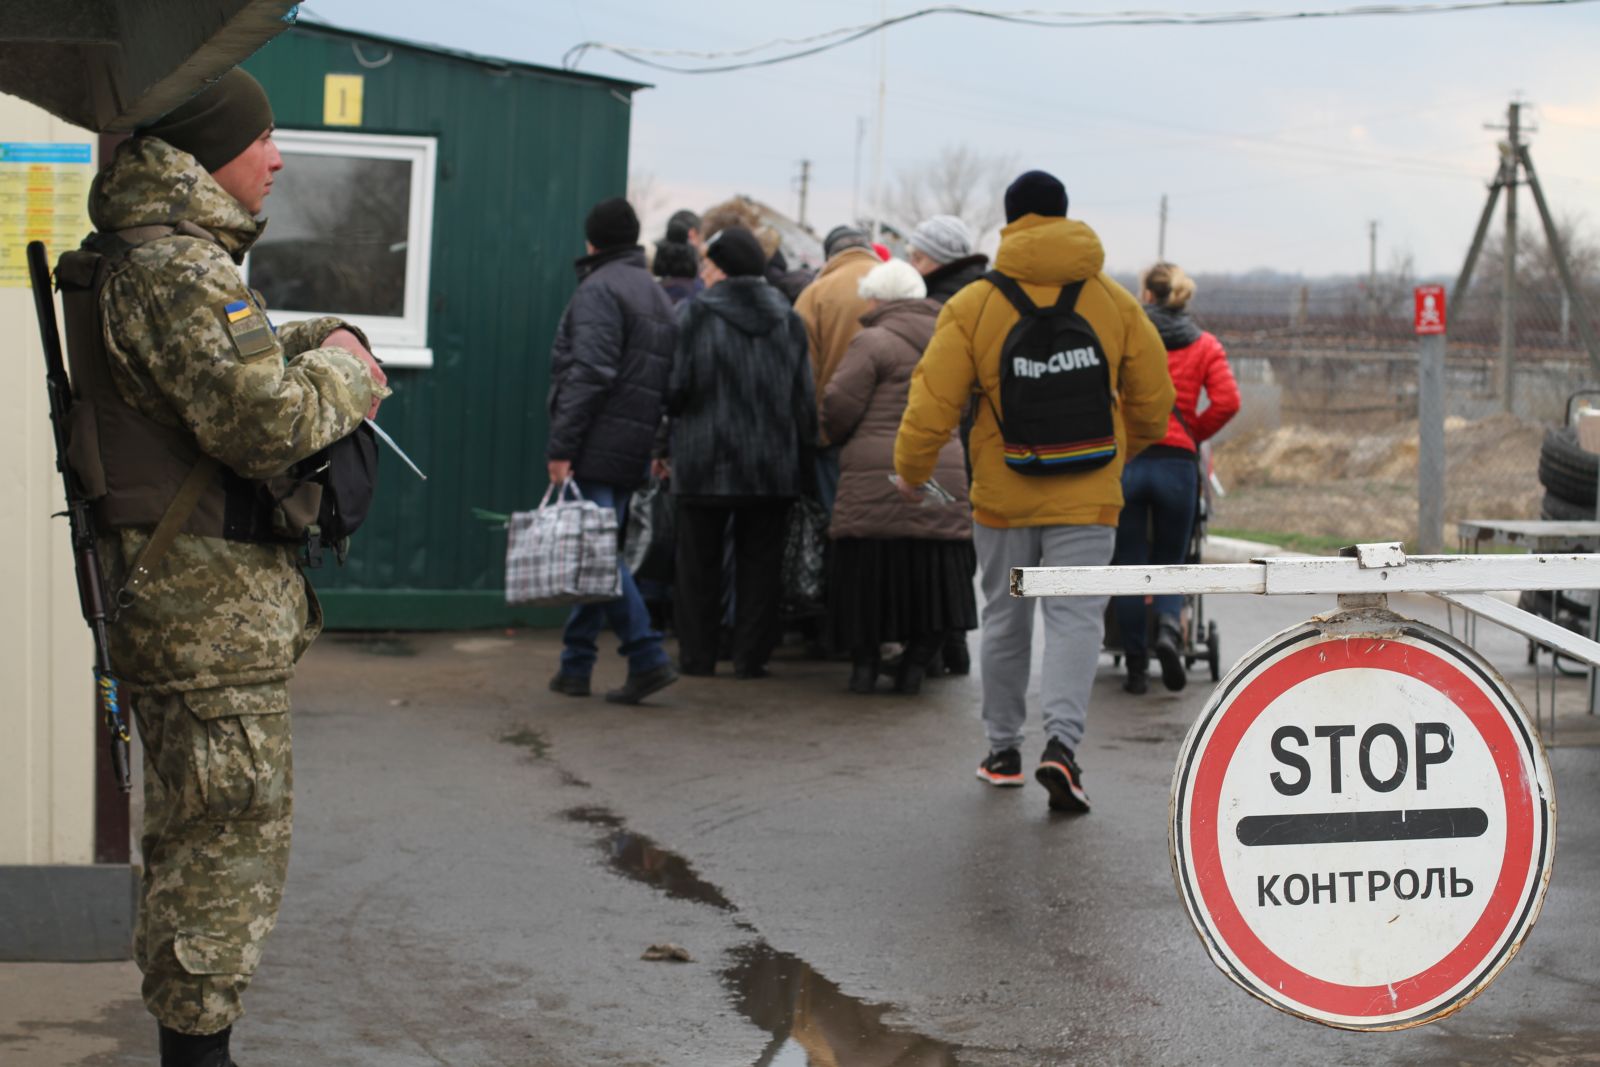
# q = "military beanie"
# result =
<box><xmin>138</xmin><ymin>68</ymin><xmax>274</xmax><ymax>174</ymax></box>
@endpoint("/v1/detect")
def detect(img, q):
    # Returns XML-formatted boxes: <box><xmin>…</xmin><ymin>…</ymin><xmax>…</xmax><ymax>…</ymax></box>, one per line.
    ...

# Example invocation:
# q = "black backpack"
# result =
<box><xmin>983</xmin><ymin>270</ymin><xmax>1117</xmax><ymax>476</ymax></box>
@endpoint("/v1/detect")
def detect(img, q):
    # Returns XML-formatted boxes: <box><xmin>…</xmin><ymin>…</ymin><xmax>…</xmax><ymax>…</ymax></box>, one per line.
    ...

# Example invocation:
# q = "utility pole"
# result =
<box><xmin>1455</xmin><ymin>98</ymin><xmax>1600</xmax><ymax>389</ymax></box>
<box><xmin>796</xmin><ymin>159</ymin><xmax>811</xmax><ymax>230</ymax></box>
<box><xmin>1499</xmin><ymin>101</ymin><xmax>1521</xmax><ymax>414</ymax></box>
<box><xmin>1368</xmin><ymin>220</ymin><xmax>1378</xmax><ymax>285</ymax></box>
<box><xmin>1368</xmin><ymin>219</ymin><xmax>1379</xmax><ymax>319</ymax></box>
<box><xmin>852</xmin><ymin>117</ymin><xmax>865</xmax><ymax>225</ymax></box>
<box><xmin>1520</xmin><ymin>141</ymin><xmax>1600</xmax><ymax>377</ymax></box>
<box><xmin>869</xmin><ymin>0</ymin><xmax>887</xmax><ymax>241</ymax></box>
<box><xmin>1158</xmin><ymin>194</ymin><xmax>1168</xmax><ymax>261</ymax></box>
<box><xmin>1450</xmin><ymin>156</ymin><xmax>1506</xmax><ymax>318</ymax></box>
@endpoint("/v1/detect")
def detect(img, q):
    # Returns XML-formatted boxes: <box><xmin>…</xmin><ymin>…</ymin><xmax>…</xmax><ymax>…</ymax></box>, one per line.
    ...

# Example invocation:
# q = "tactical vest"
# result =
<box><xmin>56</xmin><ymin>225</ymin><xmax>323</xmax><ymax>587</ymax></box>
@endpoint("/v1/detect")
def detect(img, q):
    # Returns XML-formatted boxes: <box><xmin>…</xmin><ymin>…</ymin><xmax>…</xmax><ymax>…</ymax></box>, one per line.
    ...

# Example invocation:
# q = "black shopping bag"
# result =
<box><xmin>623</xmin><ymin>478</ymin><xmax>675</xmax><ymax>583</ymax></box>
<box><xmin>781</xmin><ymin>496</ymin><xmax>828</xmax><ymax>609</ymax></box>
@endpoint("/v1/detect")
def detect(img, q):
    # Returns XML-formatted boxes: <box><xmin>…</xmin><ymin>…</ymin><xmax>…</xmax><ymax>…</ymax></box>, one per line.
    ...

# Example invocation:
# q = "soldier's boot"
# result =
<box><xmin>159</xmin><ymin>1024</ymin><xmax>235</xmax><ymax>1067</ymax></box>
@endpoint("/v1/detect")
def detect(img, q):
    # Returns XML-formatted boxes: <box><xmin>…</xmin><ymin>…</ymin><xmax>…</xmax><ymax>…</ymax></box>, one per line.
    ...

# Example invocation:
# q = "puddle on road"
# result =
<box><xmin>563</xmin><ymin>805</ymin><xmax>963</xmax><ymax>1064</ymax></box>
<box><xmin>723</xmin><ymin>941</ymin><xmax>960</xmax><ymax>1066</ymax></box>
<box><xmin>334</xmin><ymin>634</ymin><xmax>418</xmax><ymax>657</ymax></box>
<box><xmin>499</xmin><ymin>727</ymin><xmax>550</xmax><ymax>758</ymax></box>
<box><xmin>1115</xmin><ymin>721</ymin><xmax>1189</xmax><ymax>745</ymax></box>
<box><xmin>451</xmin><ymin>636</ymin><xmax>517</xmax><ymax>654</ymax></box>
<box><xmin>561</xmin><ymin>806</ymin><xmax>736</xmax><ymax>911</ymax></box>
<box><xmin>1424</xmin><ymin>1025</ymin><xmax>1600</xmax><ymax>1067</ymax></box>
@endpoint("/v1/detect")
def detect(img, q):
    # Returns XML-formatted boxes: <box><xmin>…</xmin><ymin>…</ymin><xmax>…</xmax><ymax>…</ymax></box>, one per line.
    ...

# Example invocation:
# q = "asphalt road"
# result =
<box><xmin>6</xmin><ymin>589</ymin><xmax>1599</xmax><ymax>1066</ymax></box>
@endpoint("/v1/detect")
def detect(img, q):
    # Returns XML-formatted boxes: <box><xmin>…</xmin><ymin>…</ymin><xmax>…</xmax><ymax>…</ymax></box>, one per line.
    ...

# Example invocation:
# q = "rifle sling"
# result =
<box><xmin>116</xmin><ymin>455</ymin><xmax>221</xmax><ymax>609</ymax></box>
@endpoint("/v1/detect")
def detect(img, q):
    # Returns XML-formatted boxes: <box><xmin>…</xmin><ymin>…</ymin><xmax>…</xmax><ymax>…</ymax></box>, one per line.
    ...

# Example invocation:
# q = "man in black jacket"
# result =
<box><xmin>547</xmin><ymin>197</ymin><xmax>679</xmax><ymax>704</ymax></box>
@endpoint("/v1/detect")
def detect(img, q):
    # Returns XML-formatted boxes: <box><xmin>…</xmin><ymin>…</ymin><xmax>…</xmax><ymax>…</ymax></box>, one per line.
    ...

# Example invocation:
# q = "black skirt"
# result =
<box><xmin>828</xmin><ymin>537</ymin><xmax>978</xmax><ymax>650</ymax></box>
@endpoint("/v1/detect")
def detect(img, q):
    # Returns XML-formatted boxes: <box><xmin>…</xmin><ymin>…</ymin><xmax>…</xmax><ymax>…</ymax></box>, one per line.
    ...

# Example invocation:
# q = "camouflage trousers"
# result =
<box><xmin>132</xmin><ymin>682</ymin><xmax>293</xmax><ymax>1035</ymax></box>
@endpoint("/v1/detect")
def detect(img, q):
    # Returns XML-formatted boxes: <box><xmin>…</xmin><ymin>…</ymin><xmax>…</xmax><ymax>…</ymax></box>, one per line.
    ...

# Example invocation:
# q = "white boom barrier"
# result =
<box><xmin>1010</xmin><ymin>544</ymin><xmax>1600</xmax><ymax>668</ymax></box>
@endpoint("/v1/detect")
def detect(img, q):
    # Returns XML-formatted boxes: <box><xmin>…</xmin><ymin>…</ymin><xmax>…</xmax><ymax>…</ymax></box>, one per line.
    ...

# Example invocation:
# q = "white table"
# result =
<box><xmin>1454</xmin><ymin>518</ymin><xmax>1600</xmax><ymax>724</ymax></box>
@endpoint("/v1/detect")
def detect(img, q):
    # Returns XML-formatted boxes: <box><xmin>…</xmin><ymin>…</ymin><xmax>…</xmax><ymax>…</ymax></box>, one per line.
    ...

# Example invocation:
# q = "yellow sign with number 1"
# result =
<box><xmin>323</xmin><ymin>74</ymin><xmax>364</xmax><ymax>127</ymax></box>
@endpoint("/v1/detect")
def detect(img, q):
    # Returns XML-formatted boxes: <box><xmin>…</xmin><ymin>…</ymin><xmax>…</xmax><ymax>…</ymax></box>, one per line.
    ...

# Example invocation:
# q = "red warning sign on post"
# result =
<box><xmin>1414</xmin><ymin>285</ymin><xmax>1447</xmax><ymax>335</ymax></box>
<box><xmin>1170</xmin><ymin>616</ymin><xmax>1553</xmax><ymax>1030</ymax></box>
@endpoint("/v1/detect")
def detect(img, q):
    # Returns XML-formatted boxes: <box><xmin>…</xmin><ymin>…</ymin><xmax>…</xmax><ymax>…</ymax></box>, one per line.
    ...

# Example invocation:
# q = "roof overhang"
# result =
<box><xmin>290</xmin><ymin>17</ymin><xmax>651</xmax><ymax>95</ymax></box>
<box><xmin>0</xmin><ymin>0</ymin><xmax>298</xmax><ymax>132</ymax></box>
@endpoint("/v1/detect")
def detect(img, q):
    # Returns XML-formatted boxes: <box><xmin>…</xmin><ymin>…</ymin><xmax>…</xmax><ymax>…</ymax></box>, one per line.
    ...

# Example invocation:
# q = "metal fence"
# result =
<box><xmin>1197</xmin><ymin>277</ymin><xmax>1600</xmax><ymax>552</ymax></box>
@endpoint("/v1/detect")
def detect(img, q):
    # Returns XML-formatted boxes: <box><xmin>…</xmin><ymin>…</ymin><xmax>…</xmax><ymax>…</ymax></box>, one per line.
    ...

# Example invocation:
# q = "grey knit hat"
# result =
<box><xmin>823</xmin><ymin>224</ymin><xmax>870</xmax><ymax>259</ymax></box>
<box><xmin>907</xmin><ymin>215</ymin><xmax>975</xmax><ymax>265</ymax></box>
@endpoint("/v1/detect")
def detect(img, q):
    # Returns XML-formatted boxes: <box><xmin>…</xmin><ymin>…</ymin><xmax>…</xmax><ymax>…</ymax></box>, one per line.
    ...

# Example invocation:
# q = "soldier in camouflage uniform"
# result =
<box><xmin>81</xmin><ymin>69</ymin><xmax>388</xmax><ymax>1066</ymax></box>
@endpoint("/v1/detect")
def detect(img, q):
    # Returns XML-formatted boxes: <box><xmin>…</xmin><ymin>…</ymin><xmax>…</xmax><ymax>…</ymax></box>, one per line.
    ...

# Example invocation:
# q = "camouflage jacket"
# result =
<box><xmin>88</xmin><ymin>137</ymin><xmax>382</xmax><ymax>695</ymax></box>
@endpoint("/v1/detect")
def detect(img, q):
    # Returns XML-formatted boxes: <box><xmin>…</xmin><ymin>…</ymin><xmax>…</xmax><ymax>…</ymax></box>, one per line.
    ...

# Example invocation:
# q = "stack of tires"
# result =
<box><xmin>1538</xmin><ymin>425</ymin><xmax>1598</xmax><ymax>521</ymax></box>
<box><xmin>1528</xmin><ymin>426</ymin><xmax>1595</xmax><ymax>663</ymax></box>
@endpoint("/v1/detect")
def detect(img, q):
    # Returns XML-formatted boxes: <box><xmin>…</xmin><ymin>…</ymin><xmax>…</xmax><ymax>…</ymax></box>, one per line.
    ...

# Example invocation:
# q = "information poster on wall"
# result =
<box><xmin>0</xmin><ymin>142</ymin><xmax>92</xmax><ymax>288</ymax></box>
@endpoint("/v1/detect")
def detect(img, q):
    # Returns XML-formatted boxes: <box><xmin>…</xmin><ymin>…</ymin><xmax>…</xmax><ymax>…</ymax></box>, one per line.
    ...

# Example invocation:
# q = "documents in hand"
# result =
<box><xmin>887</xmin><ymin>474</ymin><xmax>956</xmax><ymax>506</ymax></box>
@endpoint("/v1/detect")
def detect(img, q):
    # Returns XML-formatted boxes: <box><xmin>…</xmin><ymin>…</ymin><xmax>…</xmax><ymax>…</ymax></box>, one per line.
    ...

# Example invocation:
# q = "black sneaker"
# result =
<box><xmin>605</xmin><ymin>663</ymin><xmax>679</xmax><ymax>705</ymax></box>
<box><xmin>1123</xmin><ymin>671</ymin><xmax>1149</xmax><ymax>695</ymax></box>
<box><xmin>548</xmin><ymin>672</ymin><xmax>591</xmax><ymax>698</ymax></box>
<box><xmin>1035</xmin><ymin>738</ymin><xmax>1090</xmax><ymax>813</ymax></box>
<box><xmin>976</xmin><ymin>747</ymin><xmax>1025</xmax><ymax>787</ymax></box>
<box><xmin>1153</xmin><ymin>621</ymin><xmax>1188</xmax><ymax>692</ymax></box>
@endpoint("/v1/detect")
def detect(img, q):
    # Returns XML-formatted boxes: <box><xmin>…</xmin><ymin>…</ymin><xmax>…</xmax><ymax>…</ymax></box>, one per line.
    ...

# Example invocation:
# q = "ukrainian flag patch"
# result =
<box><xmin>220</xmin><ymin>298</ymin><xmax>277</xmax><ymax>361</ymax></box>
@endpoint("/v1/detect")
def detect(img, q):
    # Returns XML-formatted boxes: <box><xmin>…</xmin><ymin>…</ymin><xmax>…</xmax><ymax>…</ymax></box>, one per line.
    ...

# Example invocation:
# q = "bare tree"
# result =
<box><xmin>886</xmin><ymin>145</ymin><xmax>1018</xmax><ymax>246</ymax></box>
<box><xmin>627</xmin><ymin>170</ymin><xmax>670</xmax><ymax>239</ymax></box>
<box><xmin>1464</xmin><ymin>214</ymin><xmax>1600</xmax><ymax>338</ymax></box>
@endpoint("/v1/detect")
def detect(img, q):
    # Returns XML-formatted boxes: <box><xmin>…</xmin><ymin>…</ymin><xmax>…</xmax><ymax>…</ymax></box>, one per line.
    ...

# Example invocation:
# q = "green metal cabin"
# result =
<box><xmin>241</xmin><ymin>22</ymin><xmax>645</xmax><ymax>629</ymax></box>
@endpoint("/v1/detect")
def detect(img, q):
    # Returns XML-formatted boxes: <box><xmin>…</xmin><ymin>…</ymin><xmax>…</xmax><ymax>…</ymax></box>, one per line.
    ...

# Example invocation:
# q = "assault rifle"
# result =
<box><xmin>27</xmin><ymin>239</ymin><xmax>132</xmax><ymax>793</ymax></box>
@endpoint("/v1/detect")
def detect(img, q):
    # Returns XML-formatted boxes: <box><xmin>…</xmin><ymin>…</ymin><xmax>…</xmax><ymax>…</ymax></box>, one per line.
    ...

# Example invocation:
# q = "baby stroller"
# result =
<box><xmin>1104</xmin><ymin>443</ymin><xmax>1223</xmax><ymax>684</ymax></box>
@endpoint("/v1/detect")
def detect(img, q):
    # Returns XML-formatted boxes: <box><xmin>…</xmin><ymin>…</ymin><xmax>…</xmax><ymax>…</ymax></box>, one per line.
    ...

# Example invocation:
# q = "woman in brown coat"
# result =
<box><xmin>821</xmin><ymin>259</ymin><xmax>977</xmax><ymax>694</ymax></box>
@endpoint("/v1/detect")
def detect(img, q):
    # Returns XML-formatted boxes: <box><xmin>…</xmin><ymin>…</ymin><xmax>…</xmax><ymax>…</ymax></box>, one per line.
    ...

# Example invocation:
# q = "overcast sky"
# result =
<box><xmin>309</xmin><ymin>1</ymin><xmax>1600</xmax><ymax>277</ymax></box>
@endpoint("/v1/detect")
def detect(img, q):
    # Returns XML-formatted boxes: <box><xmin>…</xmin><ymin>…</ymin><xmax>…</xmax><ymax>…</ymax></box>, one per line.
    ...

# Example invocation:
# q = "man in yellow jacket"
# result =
<box><xmin>893</xmin><ymin>170</ymin><xmax>1174</xmax><ymax>813</ymax></box>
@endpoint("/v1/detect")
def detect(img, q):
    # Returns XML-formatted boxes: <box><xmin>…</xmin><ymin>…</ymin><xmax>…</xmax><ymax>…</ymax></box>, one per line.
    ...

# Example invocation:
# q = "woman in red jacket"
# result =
<box><xmin>1114</xmin><ymin>262</ymin><xmax>1240</xmax><ymax>694</ymax></box>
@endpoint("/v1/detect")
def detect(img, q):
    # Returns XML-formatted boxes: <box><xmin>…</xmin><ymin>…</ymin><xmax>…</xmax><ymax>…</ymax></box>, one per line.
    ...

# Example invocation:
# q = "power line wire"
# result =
<box><xmin>873</xmin><ymin>81</ymin><xmax>1488</xmax><ymax>181</ymax></box>
<box><xmin>561</xmin><ymin>0</ymin><xmax>1600</xmax><ymax>73</ymax></box>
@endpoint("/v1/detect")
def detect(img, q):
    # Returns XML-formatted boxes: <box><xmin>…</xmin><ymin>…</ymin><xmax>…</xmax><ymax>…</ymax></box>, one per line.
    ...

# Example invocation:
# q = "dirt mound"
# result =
<box><xmin>1210</xmin><ymin>413</ymin><xmax>1544</xmax><ymax>543</ymax></box>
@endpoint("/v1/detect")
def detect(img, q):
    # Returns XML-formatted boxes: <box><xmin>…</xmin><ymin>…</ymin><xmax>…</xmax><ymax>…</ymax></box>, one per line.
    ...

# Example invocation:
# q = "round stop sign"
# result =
<box><xmin>1170</xmin><ymin>613</ymin><xmax>1555</xmax><ymax>1030</ymax></box>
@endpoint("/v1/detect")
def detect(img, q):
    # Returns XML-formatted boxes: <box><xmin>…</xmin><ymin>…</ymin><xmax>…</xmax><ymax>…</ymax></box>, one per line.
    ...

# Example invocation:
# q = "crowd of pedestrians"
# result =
<box><xmin>79</xmin><ymin>67</ymin><xmax>1254</xmax><ymax>1061</ymax></box>
<box><xmin>543</xmin><ymin>169</ymin><xmax>1237</xmax><ymax>814</ymax></box>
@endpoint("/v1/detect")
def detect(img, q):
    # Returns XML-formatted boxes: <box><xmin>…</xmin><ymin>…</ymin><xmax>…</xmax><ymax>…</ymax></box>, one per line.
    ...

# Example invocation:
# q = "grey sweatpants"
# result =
<box><xmin>974</xmin><ymin>522</ymin><xmax>1115</xmax><ymax>754</ymax></box>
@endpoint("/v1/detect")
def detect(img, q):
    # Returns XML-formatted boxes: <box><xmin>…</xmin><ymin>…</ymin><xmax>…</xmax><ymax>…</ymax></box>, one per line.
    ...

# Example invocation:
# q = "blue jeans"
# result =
<box><xmin>559</xmin><ymin>480</ymin><xmax>671</xmax><ymax>678</ymax></box>
<box><xmin>1112</xmin><ymin>453</ymin><xmax>1197</xmax><ymax>659</ymax></box>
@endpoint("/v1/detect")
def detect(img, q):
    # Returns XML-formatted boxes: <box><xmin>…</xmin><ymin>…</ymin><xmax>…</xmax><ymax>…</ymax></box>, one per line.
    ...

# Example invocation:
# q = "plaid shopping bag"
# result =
<box><xmin>504</xmin><ymin>481</ymin><xmax>622</xmax><ymax>606</ymax></box>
